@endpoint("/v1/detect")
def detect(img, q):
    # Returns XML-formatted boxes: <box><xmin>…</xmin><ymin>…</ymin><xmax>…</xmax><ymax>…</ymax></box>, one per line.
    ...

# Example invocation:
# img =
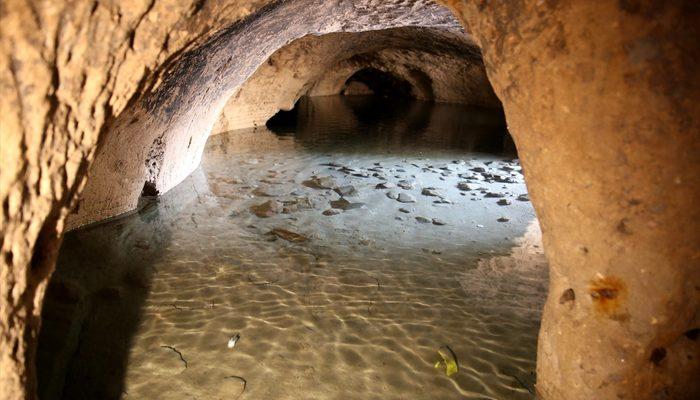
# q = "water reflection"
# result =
<box><xmin>39</xmin><ymin>96</ymin><xmax>545</xmax><ymax>400</ymax></box>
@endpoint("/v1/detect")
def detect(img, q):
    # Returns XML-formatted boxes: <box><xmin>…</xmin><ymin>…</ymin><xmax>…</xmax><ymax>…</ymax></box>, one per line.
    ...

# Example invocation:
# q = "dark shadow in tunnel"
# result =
<box><xmin>342</xmin><ymin>67</ymin><xmax>413</xmax><ymax>98</ymax></box>
<box><xmin>36</xmin><ymin>170</ymin><xmax>209</xmax><ymax>399</ymax></box>
<box><xmin>36</xmin><ymin>209</ymin><xmax>167</xmax><ymax>400</ymax></box>
<box><xmin>267</xmin><ymin>94</ymin><xmax>512</xmax><ymax>156</ymax></box>
<box><xmin>265</xmin><ymin>99</ymin><xmax>301</xmax><ymax>134</ymax></box>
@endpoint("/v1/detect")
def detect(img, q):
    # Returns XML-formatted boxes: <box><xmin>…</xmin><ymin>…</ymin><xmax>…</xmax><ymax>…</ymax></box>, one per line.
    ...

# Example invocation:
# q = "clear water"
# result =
<box><xmin>38</xmin><ymin>96</ymin><xmax>548</xmax><ymax>400</ymax></box>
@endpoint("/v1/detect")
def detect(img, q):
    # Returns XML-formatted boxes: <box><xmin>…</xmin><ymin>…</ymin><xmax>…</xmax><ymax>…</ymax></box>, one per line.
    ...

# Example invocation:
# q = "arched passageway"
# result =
<box><xmin>1</xmin><ymin>1</ymin><xmax>698</xmax><ymax>400</ymax></box>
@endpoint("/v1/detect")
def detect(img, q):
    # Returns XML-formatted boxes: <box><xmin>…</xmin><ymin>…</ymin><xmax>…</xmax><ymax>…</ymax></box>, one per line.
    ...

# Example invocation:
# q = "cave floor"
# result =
<box><xmin>39</xmin><ymin>96</ymin><xmax>547</xmax><ymax>400</ymax></box>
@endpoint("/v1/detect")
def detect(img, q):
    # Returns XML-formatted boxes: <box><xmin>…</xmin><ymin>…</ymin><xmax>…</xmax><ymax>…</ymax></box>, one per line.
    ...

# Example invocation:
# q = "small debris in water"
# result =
<box><xmin>497</xmin><ymin>217</ymin><xmax>510</xmax><ymax>222</ymax></box>
<box><xmin>434</xmin><ymin>345</ymin><xmax>458</xmax><ymax>377</ymax></box>
<box><xmin>228</xmin><ymin>332</ymin><xmax>241</xmax><ymax>348</ymax></box>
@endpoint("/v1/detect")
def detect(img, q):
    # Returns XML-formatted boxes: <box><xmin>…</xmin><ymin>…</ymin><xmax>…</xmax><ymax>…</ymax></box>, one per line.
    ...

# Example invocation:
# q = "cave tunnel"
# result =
<box><xmin>1</xmin><ymin>1</ymin><xmax>698</xmax><ymax>400</ymax></box>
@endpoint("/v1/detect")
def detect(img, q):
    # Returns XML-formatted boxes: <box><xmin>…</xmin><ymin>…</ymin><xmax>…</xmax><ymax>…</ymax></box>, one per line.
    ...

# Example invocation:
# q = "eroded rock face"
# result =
<box><xmin>212</xmin><ymin>27</ymin><xmax>499</xmax><ymax>133</ymax></box>
<box><xmin>445</xmin><ymin>1</ymin><xmax>700</xmax><ymax>399</ymax></box>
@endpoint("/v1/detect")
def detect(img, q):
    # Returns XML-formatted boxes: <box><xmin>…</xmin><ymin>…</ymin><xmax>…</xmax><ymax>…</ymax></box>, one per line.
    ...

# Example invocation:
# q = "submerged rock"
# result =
<box><xmin>484</xmin><ymin>192</ymin><xmax>505</xmax><ymax>198</ymax></box>
<box><xmin>303</xmin><ymin>175</ymin><xmax>338</xmax><ymax>189</ymax></box>
<box><xmin>517</xmin><ymin>194</ymin><xmax>530</xmax><ymax>202</ymax></box>
<box><xmin>334</xmin><ymin>185</ymin><xmax>357</xmax><ymax>196</ymax></box>
<box><xmin>457</xmin><ymin>182</ymin><xmax>475</xmax><ymax>191</ymax></box>
<box><xmin>330</xmin><ymin>198</ymin><xmax>366</xmax><ymax>210</ymax></box>
<box><xmin>432</xmin><ymin>218</ymin><xmax>447</xmax><ymax>226</ymax></box>
<box><xmin>497</xmin><ymin>199</ymin><xmax>511</xmax><ymax>206</ymax></box>
<box><xmin>250</xmin><ymin>200</ymin><xmax>281</xmax><ymax>218</ymax></box>
<box><xmin>415</xmin><ymin>216</ymin><xmax>431</xmax><ymax>223</ymax></box>
<box><xmin>421</xmin><ymin>187</ymin><xmax>442</xmax><ymax>197</ymax></box>
<box><xmin>268</xmin><ymin>228</ymin><xmax>309</xmax><ymax>243</ymax></box>
<box><xmin>375</xmin><ymin>182</ymin><xmax>396</xmax><ymax>189</ymax></box>
<box><xmin>397</xmin><ymin>180</ymin><xmax>415</xmax><ymax>190</ymax></box>
<box><xmin>322</xmin><ymin>209</ymin><xmax>341</xmax><ymax>216</ymax></box>
<box><xmin>497</xmin><ymin>216</ymin><xmax>510</xmax><ymax>222</ymax></box>
<box><xmin>397</xmin><ymin>193</ymin><xmax>416</xmax><ymax>203</ymax></box>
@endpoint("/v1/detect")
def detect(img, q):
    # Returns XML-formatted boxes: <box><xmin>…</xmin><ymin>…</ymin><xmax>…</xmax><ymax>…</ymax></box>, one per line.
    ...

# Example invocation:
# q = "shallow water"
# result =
<box><xmin>38</xmin><ymin>96</ymin><xmax>548</xmax><ymax>400</ymax></box>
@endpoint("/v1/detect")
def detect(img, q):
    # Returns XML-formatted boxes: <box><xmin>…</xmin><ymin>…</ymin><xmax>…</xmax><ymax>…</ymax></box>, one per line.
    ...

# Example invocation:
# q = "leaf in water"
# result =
<box><xmin>270</xmin><ymin>228</ymin><xmax>309</xmax><ymax>243</ymax></box>
<box><xmin>435</xmin><ymin>345</ymin><xmax>459</xmax><ymax>377</ymax></box>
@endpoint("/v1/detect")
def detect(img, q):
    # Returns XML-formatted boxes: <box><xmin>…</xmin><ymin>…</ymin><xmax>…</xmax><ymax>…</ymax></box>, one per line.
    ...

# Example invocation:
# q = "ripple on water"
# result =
<box><xmin>39</xmin><ymin>96</ymin><xmax>546</xmax><ymax>400</ymax></box>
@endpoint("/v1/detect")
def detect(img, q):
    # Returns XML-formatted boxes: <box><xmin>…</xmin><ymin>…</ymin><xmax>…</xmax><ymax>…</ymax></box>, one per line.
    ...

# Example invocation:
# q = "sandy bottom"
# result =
<box><xmin>39</xmin><ymin>96</ymin><xmax>548</xmax><ymax>400</ymax></box>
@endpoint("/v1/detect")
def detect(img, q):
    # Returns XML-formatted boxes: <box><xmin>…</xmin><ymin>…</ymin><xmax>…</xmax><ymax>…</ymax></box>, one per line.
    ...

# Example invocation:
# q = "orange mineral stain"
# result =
<box><xmin>589</xmin><ymin>275</ymin><xmax>627</xmax><ymax>317</ymax></box>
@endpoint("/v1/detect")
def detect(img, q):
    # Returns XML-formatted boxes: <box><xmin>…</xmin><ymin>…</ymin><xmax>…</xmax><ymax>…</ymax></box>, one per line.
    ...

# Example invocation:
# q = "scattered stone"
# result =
<box><xmin>399</xmin><ymin>207</ymin><xmax>412</xmax><ymax>213</ymax></box>
<box><xmin>415</xmin><ymin>216</ymin><xmax>431</xmax><ymax>223</ymax></box>
<box><xmin>330</xmin><ymin>198</ymin><xmax>350</xmax><ymax>209</ymax></box>
<box><xmin>433</xmin><ymin>199</ymin><xmax>452</xmax><ymax>204</ymax></box>
<box><xmin>397</xmin><ymin>193</ymin><xmax>416</xmax><ymax>203</ymax></box>
<box><xmin>471</xmin><ymin>167</ymin><xmax>486</xmax><ymax>173</ymax></box>
<box><xmin>457</xmin><ymin>182</ymin><xmax>475</xmax><ymax>191</ymax></box>
<box><xmin>269</xmin><ymin>228</ymin><xmax>309</xmax><ymax>243</ymax></box>
<box><xmin>375</xmin><ymin>182</ymin><xmax>395</xmax><ymax>189</ymax></box>
<box><xmin>330</xmin><ymin>198</ymin><xmax>366</xmax><ymax>210</ymax></box>
<box><xmin>250</xmin><ymin>200</ymin><xmax>281</xmax><ymax>218</ymax></box>
<box><xmin>397</xmin><ymin>180</ymin><xmax>415</xmax><ymax>190</ymax></box>
<box><xmin>352</xmin><ymin>172</ymin><xmax>370</xmax><ymax>178</ymax></box>
<box><xmin>322</xmin><ymin>209</ymin><xmax>341</xmax><ymax>216</ymax></box>
<box><xmin>303</xmin><ymin>175</ymin><xmax>338</xmax><ymax>189</ymax></box>
<box><xmin>432</xmin><ymin>218</ymin><xmax>447</xmax><ymax>226</ymax></box>
<box><xmin>386</xmin><ymin>191</ymin><xmax>399</xmax><ymax>200</ymax></box>
<box><xmin>421</xmin><ymin>187</ymin><xmax>442</xmax><ymax>197</ymax></box>
<box><xmin>485</xmin><ymin>192</ymin><xmax>505</xmax><ymax>198</ymax></box>
<box><xmin>497</xmin><ymin>217</ymin><xmax>510</xmax><ymax>222</ymax></box>
<box><xmin>334</xmin><ymin>185</ymin><xmax>357</xmax><ymax>196</ymax></box>
<box><xmin>517</xmin><ymin>194</ymin><xmax>530</xmax><ymax>202</ymax></box>
<box><xmin>497</xmin><ymin>199</ymin><xmax>511</xmax><ymax>206</ymax></box>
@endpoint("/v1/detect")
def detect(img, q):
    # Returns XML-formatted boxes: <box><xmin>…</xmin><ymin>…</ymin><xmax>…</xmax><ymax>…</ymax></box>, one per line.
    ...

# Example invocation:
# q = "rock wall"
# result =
<box><xmin>211</xmin><ymin>27</ymin><xmax>499</xmax><ymax>133</ymax></box>
<box><xmin>444</xmin><ymin>1</ymin><xmax>700</xmax><ymax>399</ymax></box>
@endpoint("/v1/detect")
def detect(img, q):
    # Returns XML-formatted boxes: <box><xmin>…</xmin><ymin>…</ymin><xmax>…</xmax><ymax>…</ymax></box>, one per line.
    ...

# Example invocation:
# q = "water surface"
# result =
<box><xmin>39</xmin><ymin>96</ymin><xmax>547</xmax><ymax>400</ymax></box>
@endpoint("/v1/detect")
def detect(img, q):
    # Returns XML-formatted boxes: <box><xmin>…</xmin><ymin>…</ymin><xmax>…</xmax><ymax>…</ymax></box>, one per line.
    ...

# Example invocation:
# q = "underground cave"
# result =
<box><xmin>1</xmin><ymin>1</ymin><xmax>698</xmax><ymax>400</ymax></box>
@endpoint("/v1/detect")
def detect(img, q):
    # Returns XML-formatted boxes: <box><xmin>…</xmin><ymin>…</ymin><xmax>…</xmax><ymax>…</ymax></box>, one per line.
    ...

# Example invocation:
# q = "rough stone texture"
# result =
<box><xmin>444</xmin><ymin>1</ymin><xmax>700</xmax><ymax>399</ymax></box>
<box><xmin>1</xmin><ymin>0</ymin><xmax>698</xmax><ymax>399</ymax></box>
<box><xmin>212</xmin><ymin>27</ymin><xmax>499</xmax><ymax>133</ymax></box>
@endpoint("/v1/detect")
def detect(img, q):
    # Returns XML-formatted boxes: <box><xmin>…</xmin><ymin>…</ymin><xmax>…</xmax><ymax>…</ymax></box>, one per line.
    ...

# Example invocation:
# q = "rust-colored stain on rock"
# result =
<box><xmin>589</xmin><ymin>275</ymin><xmax>627</xmax><ymax>317</ymax></box>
